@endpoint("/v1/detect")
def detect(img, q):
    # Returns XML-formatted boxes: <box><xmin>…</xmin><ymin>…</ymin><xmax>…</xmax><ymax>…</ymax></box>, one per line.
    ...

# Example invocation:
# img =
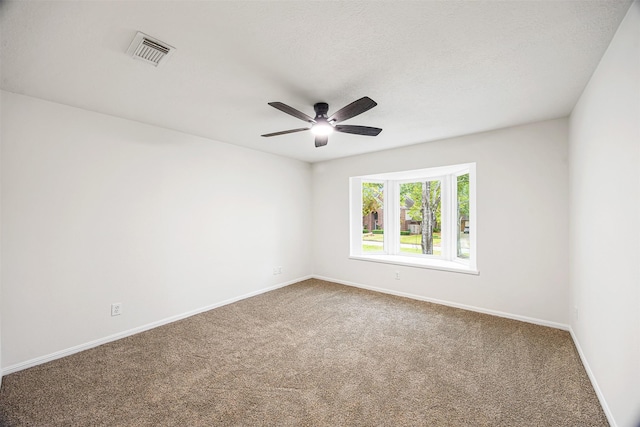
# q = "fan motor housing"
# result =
<box><xmin>314</xmin><ymin>102</ymin><xmax>329</xmax><ymax>117</ymax></box>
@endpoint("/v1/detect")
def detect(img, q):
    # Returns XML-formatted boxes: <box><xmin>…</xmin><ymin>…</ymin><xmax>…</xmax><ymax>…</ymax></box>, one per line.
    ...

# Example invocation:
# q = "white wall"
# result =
<box><xmin>1</xmin><ymin>91</ymin><xmax>312</xmax><ymax>370</ymax></box>
<box><xmin>312</xmin><ymin>118</ymin><xmax>570</xmax><ymax>326</ymax></box>
<box><xmin>569</xmin><ymin>2</ymin><xmax>640</xmax><ymax>426</ymax></box>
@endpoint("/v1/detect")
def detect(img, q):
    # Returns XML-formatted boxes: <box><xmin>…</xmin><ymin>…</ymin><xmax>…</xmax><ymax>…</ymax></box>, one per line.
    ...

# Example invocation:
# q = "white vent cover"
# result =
<box><xmin>127</xmin><ymin>32</ymin><xmax>175</xmax><ymax>67</ymax></box>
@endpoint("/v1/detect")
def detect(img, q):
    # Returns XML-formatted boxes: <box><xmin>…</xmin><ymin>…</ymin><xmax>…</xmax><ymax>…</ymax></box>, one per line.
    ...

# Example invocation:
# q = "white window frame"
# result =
<box><xmin>350</xmin><ymin>163</ymin><xmax>477</xmax><ymax>275</ymax></box>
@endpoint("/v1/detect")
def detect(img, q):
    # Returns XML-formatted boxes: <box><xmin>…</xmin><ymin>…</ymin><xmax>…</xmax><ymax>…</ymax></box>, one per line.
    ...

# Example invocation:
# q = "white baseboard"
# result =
<box><xmin>1</xmin><ymin>276</ymin><xmax>311</xmax><ymax>376</ymax></box>
<box><xmin>312</xmin><ymin>275</ymin><xmax>570</xmax><ymax>331</ymax></box>
<box><xmin>569</xmin><ymin>328</ymin><xmax>616</xmax><ymax>427</ymax></box>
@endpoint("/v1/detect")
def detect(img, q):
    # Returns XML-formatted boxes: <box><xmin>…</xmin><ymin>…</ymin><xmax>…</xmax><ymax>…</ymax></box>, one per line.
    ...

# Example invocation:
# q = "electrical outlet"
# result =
<box><xmin>272</xmin><ymin>267</ymin><xmax>278</xmax><ymax>275</ymax></box>
<box><xmin>395</xmin><ymin>271</ymin><xmax>400</xmax><ymax>280</ymax></box>
<box><xmin>278</xmin><ymin>266</ymin><xmax>283</xmax><ymax>274</ymax></box>
<box><xmin>111</xmin><ymin>303</ymin><xmax>122</xmax><ymax>316</ymax></box>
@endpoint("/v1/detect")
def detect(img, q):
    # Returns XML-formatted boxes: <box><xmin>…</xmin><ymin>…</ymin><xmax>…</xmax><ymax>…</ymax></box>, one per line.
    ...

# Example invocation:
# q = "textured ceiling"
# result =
<box><xmin>0</xmin><ymin>1</ymin><xmax>632</xmax><ymax>163</ymax></box>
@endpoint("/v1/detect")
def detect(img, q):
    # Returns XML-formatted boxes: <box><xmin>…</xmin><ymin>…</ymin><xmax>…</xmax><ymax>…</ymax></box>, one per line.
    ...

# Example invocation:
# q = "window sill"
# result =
<box><xmin>349</xmin><ymin>254</ymin><xmax>479</xmax><ymax>275</ymax></box>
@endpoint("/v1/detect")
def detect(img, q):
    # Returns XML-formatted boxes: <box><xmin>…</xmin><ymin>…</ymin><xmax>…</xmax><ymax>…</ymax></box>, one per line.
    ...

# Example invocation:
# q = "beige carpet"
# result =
<box><xmin>0</xmin><ymin>279</ymin><xmax>607</xmax><ymax>426</ymax></box>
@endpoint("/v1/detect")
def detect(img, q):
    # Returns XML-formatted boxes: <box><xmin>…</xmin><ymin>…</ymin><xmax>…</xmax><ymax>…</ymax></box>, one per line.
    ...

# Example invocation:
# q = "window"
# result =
<box><xmin>350</xmin><ymin>163</ymin><xmax>477</xmax><ymax>274</ymax></box>
<box><xmin>399</xmin><ymin>179</ymin><xmax>442</xmax><ymax>256</ymax></box>
<box><xmin>361</xmin><ymin>181</ymin><xmax>384</xmax><ymax>253</ymax></box>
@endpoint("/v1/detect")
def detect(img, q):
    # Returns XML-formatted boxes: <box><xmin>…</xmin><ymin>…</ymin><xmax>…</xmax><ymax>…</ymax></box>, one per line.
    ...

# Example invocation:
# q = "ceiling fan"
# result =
<box><xmin>261</xmin><ymin>96</ymin><xmax>382</xmax><ymax>147</ymax></box>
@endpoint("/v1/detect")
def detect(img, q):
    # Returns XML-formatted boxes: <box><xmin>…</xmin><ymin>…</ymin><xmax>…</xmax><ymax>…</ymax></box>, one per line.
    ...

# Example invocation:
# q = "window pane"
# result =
<box><xmin>399</xmin><ymin>181</ymin><xmax>441</xmax><ymax>256</ymax></box>
<box><xmin>457</xmin><ymin>173</ymin><xmax>470</xmax><ymax>259</ymax></box>
<box><xmin>362</xmin><ymin>182</ymin><xmax>384</xmax><ymax>253</ymax></box>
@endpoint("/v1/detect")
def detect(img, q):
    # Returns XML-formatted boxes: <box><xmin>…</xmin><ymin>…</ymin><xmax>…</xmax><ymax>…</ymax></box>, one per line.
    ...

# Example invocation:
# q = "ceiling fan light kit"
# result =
<box><xmin>310</xmin><ymin>122</ymin><xmax>334</xmax><ymax>136</ymax></box>
<box><xmin>262</xmin><ymin>97</ymin><xmax>382</xmax><ymax>148</ymax></box>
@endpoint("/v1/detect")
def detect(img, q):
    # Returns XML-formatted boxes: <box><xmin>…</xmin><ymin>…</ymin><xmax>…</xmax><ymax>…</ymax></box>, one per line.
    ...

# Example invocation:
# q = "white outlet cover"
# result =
<box><xmin>111</xmin><ymin>303</ymin><xmax>122</xmax><ymax>316</ymax></box>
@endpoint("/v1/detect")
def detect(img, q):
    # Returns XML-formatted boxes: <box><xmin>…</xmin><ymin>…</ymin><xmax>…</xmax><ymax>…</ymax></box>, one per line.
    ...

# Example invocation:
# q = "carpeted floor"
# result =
<box><xmin>0</xmin><ymin>279</ymin><xmax>607</xmax><ymax>426</ymax></box>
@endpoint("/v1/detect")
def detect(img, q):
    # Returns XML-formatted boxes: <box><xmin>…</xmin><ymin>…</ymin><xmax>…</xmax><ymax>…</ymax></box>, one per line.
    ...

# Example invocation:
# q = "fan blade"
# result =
<box><xmin>315</xmin><ymin>135</ymin><xmax>329</xmax><ymax>147</ymax></box>
<box><xmin>261</xmin><ymin>127</ymin><xmax>309</xmax><ymax>137</ymax></box>
<box><xmin>334</xmin><ymin>125</ymin><xmax>382</xmax><ymax>136</ymax></box>
<box><xmin>268</xmin><ymin>102</ymin><xmax>316</xmax><ymax>123</ymax></box>
<box><xmin>328</xmin><ymin>97</ymin><xmax>377</xmax><ymax>123</ymax></box>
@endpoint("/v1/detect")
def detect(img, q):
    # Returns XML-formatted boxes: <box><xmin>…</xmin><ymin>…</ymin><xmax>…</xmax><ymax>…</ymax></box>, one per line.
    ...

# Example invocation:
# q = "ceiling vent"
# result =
<box><xmin>127</xmin><ymin>32</ymin><xmax>175</xmax><ymax>67</ymax></box>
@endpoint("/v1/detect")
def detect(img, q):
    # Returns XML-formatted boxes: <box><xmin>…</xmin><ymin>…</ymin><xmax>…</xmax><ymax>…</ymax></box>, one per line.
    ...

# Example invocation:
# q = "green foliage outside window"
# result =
<box><xmin>362</xmin><ymin>182</ymin><xmax>383</xmax><ymax>217</ymax></box>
